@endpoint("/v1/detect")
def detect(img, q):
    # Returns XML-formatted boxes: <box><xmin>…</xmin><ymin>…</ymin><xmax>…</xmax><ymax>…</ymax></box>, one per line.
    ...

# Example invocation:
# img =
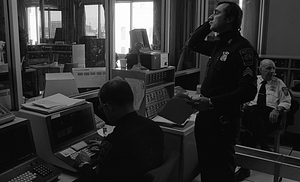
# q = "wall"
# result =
<box><xmin>261</xmin><ymin>0</ymin><xmax>300</xmax><ymax>56</ymax></box>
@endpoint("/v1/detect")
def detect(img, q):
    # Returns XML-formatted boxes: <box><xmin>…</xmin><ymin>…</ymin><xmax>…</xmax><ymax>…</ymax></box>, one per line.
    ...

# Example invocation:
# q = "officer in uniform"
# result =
<box><xmin>75</xmin><ymin>77</ymin><xmax>164</xmax><ymax>182</ymax></box>
<box><xmin>186</xmin><ymin>2</ymin><xmax>258</xmax><ymax>181</ymax></box>
<box><xmin>235</xmin><ymin>59</ymin><xmax>291</xmax><ymax>181</ymax></box>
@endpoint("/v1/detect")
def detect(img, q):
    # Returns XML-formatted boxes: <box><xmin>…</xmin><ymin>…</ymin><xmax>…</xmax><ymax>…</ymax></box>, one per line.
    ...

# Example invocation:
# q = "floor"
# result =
<box><xmin>191</xmin><ymin>145</ymin><xmax>300</xmax><ymax>182</ymax></box>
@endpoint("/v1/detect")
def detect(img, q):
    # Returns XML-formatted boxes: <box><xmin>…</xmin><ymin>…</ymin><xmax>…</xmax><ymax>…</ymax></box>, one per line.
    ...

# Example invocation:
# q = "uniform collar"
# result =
<box><xmin>258</xmin><ymin>75</ymin><xmax>276</xmax><ymax>84</ymax></box>
<box><xmin>216</xmin><ymin>29</ymin><xmax>240</xmax><ymax>42</ymax></box>
<box><xmin>115</xmin><ymin>111</ymin><xmax>138</xmax><ymax>126</ymax></box>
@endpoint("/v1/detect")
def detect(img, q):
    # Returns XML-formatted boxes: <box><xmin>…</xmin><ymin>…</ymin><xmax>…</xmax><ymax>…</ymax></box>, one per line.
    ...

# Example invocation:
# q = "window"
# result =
<box><xmin>85</xmin><ymin>5</ymin><xmax>105</xmax><ymax>38</ymax></box>
<box><xmin>27</xmin><ymin>6</ymin><xmax>40</xmax><ymax>45</ymax></box>
<box><xmin>44</xmin><ymin>10</ymin><xmax>61</xmax><ymax>39</ymax></box>
<box><xmin>115</xmin><ymin>1</ymin><xmax>153</xmax><ymax>55</ymax></box>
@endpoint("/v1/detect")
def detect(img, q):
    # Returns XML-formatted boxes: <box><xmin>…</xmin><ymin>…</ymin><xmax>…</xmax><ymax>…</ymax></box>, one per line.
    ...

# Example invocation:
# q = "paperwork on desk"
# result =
<box><xmin>153</xmin><ymin>97</ymin><xmax>196</xmax><ymax>127</ymax></box>
<box><xmin>21</xmin><ymin>93</ymin><xmax>86</xmax><ymax>114</ymax></box>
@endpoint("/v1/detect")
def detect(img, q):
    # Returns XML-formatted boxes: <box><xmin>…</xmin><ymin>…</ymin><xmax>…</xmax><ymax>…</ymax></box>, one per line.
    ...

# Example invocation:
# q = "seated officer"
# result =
<box><xmin>75</xmin><ymin>77</ymin><xmax>164</xmax><ymax>182</ymax></box>
<box><xmin>235</xmin><ymin>59</ymin><xmax>291</xmax><ymax>181</ymax></box>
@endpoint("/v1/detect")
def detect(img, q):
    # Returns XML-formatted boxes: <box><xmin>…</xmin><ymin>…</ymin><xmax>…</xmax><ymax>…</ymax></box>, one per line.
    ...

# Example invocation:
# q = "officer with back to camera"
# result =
<box><xmin>75</xmin><ymin>77</ymin><xmax>164</xmax><ymax>182</ymax></box>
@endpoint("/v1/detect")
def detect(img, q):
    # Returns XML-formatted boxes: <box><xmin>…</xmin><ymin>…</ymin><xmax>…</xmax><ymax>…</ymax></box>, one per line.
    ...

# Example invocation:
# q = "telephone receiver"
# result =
<box><xmin>0</xmin><ymin>103</ymin><xmax>15</xmax><ymax>125</ymax></box>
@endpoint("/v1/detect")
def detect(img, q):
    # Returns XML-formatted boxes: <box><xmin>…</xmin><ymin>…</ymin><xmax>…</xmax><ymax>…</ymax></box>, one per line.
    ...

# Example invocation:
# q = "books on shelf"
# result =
<box><xmin>21</xmin><ymin>93</ymin><xmax>86</xmax><ymax>114</ymax></box>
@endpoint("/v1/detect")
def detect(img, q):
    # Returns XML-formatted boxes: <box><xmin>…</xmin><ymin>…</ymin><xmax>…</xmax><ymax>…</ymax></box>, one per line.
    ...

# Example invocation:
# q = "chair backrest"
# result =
<box><xmin>63</xmin><ymin>63</ymin><xmax>78</xmax><ymax>72</ymax></box>
<box><xmin>143</xmin><ymin>151</ymin><xmax>180</xmax><ymax>182</ymax></box>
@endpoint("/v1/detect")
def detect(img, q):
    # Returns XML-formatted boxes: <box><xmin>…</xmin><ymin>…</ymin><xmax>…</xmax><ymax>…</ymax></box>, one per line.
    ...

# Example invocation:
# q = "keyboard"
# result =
<box><xmin>0</xmin><ymin>103</ymin><xmax>15</xmax><ymax>125</ymax></box>
<box><xmin>7</xmin><ymin>164</ymin><xmax>53</xmax><ymax>182</ymax></box>
<box><xmin>69</xmin><ymin>147</ymin><xmax>96</xmax><ymax>160</ymax></box>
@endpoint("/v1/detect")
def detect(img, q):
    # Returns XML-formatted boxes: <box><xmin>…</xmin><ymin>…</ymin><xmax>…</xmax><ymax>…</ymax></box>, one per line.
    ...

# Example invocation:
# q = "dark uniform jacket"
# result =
<box><xmin>79</xmin><ymin>112</ymin><xmax>164</xmax><ymax>182</ymax></box>
<box><xmin>188</xmin><ymin>21</ymin><xmax>258</xmax><ymax>118</ymax></box>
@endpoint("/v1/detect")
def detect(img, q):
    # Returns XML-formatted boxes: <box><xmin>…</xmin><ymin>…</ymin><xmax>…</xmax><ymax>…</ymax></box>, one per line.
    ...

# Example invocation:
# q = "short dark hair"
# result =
<box><xmin>98</xmin><ymin>77</ymin><xmax>134</xmax><ymax>106</ymax></box>
<box><xmin>218</xmin><ymin>1</ymin><xmax>243</xmax><ymax>30</ymax></box>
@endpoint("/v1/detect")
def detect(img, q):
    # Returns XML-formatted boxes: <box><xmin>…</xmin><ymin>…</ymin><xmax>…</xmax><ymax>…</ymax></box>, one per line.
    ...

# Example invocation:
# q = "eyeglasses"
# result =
<box><xmin>98</xmin><ymin>103</ymin><xmax>108</xmax><ymax>111</ymax></box>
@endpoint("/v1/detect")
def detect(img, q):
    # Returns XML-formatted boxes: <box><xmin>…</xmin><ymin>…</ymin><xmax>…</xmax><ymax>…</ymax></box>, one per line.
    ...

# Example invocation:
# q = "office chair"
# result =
<box><xmin>63</xmin><ymin>63</ymin><xmax>78</xmax><ymax>73</ymax></box>
<box><xmin>239</xmin><ymin>104</ymin><xmax>289</xmax><ymax>182</ymax></box>
<box><xmin>142</xmin><ymin>151</ymin><xmax>180</xmax><ymax>182</ymax></box>
<box><xmin>267</xmin><ymin>110</ymin><xmax>287</xmax><ymax>182</ymax></box>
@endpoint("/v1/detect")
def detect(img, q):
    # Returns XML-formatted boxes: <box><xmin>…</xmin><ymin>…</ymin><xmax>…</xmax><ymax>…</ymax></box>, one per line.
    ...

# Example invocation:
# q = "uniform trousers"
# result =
<box><xmin>194</xmin><ymin>110</ymin><xmax>241</xmax><ymax>182</ymax></box>
<box><xmin>240</xmin><ymin>106</ymin><xmax>281</xmax><ymax>148</ymax></box>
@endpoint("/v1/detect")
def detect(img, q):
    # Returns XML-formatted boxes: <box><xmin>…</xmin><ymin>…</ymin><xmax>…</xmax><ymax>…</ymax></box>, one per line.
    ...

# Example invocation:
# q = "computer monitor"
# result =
<box><xmin>0</xmin><ymin>117</ymin><xmax>61</xmax><ymax>181</ymax></box>
<box><xmin>130</xmin><ymin>29</ymin><xmax>151</xmax><ymax>52</ymax></box>
<box><xmin>72</xmin><ymin>67</ymin><xmax>106</xmax><ymax>89</ymax></box>
<box><xmin>18</xmin><ymin>103</ymin><xmax>101</xmax><ymax>172</ymax></box>
<box><xmin>54</xmin><ymin>28</ymin><xmax>65</xmax><ymax>42</ymax></box>
<box><xmin>0</xmin><ymin>118</ymin><xmax>36</xmax><ymax>173</ymax></box>
<box><xmin>43</xmin><ymin>73</ymin><xmax>79</xmax><ymax>98</ymax></box>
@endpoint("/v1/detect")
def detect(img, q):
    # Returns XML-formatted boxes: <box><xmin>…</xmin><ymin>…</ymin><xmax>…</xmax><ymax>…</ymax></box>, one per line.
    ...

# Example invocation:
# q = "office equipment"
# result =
<box><xmin>112</xmin><ymin>66</ymin><xmax>175</xmax><ymax>118</ymax></box>
<box><xmin>0</xmin><ymin>117</ymin><xmax>61</xmax><ymax>182</ymax></box>
<box><xmin>72</xmin><ymin>67</ymin><xmax>106</xmax><ymax>89</ymax></box>
<box><xmin>18</xmin><ymin>102</ymin><xmax>101</xmax><ymax>172</ymax></box>
<box><xmin>21</xmin><ymin>93</ymin><xmax>86</xmax><ymax>114</ymax></box>
<box><xmin>160</xmin><ymin>120</ymin><xmax>198</xmax><ymax>182</ymax></box>
<box><xmin>0</xmin><ymin>88</ymin><xmax>11</xmax><ymax>110</ymax></box>
<box><xmin>126</xmin><ymin>51</ymin><xmax>169</xmax><ymax>70</ymax></box>
<box><xmin>29</xmin><ymin>64</ymin><xmax>61</xmax><ymax>93</ymax></box>
<box><xmin>130</xmin><ymin>29</ymin><xmax>151</xmax><ymax>51</ymax></box>
<box><xmin>72</xmin><ymin>44</ymin><xmax>85</xmax><ymax>68</ymax></box>
<box><xmin>54</xmin><ymin>28</ymin><xmax>65</xmax><ymax>43</ymax></box>
<box><xmin>0</xmin><ymin>102</ymin><xmax>15</xmax><ymax>125</ymax></box>
<box><xmin>43</xmin><ymin>72</ymin><xmax>79</xmax><ymax>97</ymax></box>
<box><xmin>63</xmin><ymin>63</ymin><xmax>78</xmax><ymax>72</ymax></box>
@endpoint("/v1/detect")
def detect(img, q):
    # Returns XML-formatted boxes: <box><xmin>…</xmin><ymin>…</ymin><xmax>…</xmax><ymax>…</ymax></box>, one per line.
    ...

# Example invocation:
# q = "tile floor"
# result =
<box><xmin>191</xmin><ymin>146</ymin><xmax>300</xmax><ymax>182</ymax></box>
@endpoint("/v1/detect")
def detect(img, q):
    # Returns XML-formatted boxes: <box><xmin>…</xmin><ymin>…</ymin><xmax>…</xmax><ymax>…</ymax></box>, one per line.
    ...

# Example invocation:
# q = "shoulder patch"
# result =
<box><xmin>240</xmin><ymin>48</ymin><xmax>254</xmax><ymax>66</ymax></box>
<box><xmin>282</xmin><ymin>87</ymin><xmax>289</xmax><ymax>96</ymax></box>
<box><xmin>97</xmin><ymin>140</ymin><xmax>113</xmax><ymax>162</ymax></box>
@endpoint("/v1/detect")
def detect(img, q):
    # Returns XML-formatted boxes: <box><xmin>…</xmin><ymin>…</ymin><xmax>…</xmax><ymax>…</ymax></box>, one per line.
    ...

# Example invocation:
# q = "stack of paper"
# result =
<box><xmin>21</xmin><ymin>93</ymin><xmax>86</xmax><ymax>114</ymax></box>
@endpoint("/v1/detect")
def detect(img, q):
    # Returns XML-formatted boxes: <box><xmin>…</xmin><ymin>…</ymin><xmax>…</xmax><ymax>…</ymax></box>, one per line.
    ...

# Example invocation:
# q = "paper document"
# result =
<box><xmin>21</xmin><ymin>93</ymin><xmax>86</xmax><ymax>114</ymax></box>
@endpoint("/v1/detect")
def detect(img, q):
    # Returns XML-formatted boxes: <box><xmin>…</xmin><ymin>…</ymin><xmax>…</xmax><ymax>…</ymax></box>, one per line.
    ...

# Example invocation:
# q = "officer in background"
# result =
<box><xmin>235</xmin><ymin>59</ymin><xmax>291</xmax><ymax>181</ymax></box>
<box><xmin>75</xmin><ymin>77</ymin><xmax>164</xmax><ymax>182</ymax></box>
<box><xmin>186</xmin><ymin>1</ymin><xmax>258</xmax><ymax>181</ymax></box>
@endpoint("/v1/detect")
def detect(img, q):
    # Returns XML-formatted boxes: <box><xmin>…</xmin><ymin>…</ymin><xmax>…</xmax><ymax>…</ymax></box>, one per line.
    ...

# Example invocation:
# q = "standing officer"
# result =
<box><xmin>187</xmin><ymin>1</ymin><xmax>258</xmax><ymax>181</ymax></box>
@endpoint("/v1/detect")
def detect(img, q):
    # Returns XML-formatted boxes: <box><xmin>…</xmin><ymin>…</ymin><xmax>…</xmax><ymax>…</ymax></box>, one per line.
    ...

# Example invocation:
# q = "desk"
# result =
<box><xmin>56</xmin><ymin>121</ymin><xmax>199</xmax><ymax>182</ymax></box>
<box><xmin>160</xmin><ymin>121</ymin><xmax>198</xmax><ymax>182</ymax></box>
<box><xmin>30</xmin><ymin>64</ymin><xmax>63</xmax><ymax>93</ymax></box>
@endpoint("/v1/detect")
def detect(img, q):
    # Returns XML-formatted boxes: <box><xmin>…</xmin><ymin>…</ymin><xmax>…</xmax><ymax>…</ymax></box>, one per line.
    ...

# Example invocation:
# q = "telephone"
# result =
<box><xmin>0</xmin><ymin>103</ymin><xmax>15</xmax><ymax>125</ymax></box>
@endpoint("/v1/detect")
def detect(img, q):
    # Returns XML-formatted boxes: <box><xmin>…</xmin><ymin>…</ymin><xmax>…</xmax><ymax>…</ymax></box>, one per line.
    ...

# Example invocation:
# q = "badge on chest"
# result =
<box><xmin>220</xmin><ymin>51</ymin><xmax>229</xmax><ymax>61</ymax></box>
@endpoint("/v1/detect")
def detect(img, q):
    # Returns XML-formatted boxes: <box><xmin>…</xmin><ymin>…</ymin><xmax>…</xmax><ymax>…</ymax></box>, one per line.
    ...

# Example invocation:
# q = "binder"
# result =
<box><xmin>156</xmin><ymin>97</ymin><xmax>195</xmax><ymax>127</ymax></box>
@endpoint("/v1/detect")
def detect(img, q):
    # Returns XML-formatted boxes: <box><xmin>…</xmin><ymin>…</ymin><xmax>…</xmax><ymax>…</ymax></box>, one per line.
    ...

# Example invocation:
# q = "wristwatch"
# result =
<box><xmin>208</xmin><ymin>98</ymin><xmax>214</xmax><ymax>109</ymax></box>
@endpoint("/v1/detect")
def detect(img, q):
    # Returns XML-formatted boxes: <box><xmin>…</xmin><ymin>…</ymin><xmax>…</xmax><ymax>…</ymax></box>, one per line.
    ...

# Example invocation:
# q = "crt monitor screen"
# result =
<box><xmin>54</xmin><ymin>28</ymin><xmax>65</xmax><ymax>42</ymax></box>
<box><xmin>129</xmin><ymin>29</ymin><xmax>151</xmax><ymax>51</ymax></box>
<box><xmin>0</xmin><ymin>119</ymin><xmax>36</xmax><ymax>173</ymax></box>
<box><xmin>47</xmin><ymin>104</ymin><xmax>96</xmax><ymax>150</ymax></box>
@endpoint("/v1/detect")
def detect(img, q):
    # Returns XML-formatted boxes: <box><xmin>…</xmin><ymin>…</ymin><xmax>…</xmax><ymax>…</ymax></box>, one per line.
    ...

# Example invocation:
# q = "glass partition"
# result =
<box><xmin>17</xmin><ymin>0</ymin><xmax>109</xmax><ymax>101</ymax></box>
